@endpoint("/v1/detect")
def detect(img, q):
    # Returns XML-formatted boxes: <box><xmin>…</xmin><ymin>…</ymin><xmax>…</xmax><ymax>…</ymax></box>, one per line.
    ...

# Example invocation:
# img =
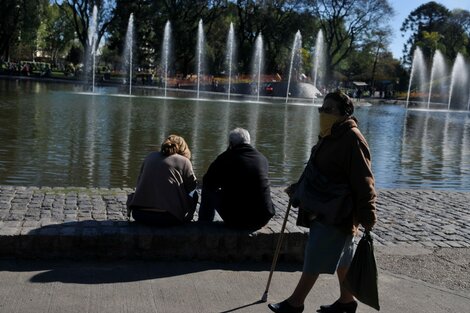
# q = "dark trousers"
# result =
<box><xmin>132</xmin><ymin>210</ymin><xmax>182</xmax><ymax>227</ymax></box>
<box><xmin>131</xmin><ymin>193</ymin><xmax>198</xmax><ymax>227</ymax></box>
<box><xmin>198</xmin><ymin>187</ymin><xmax>220</xmax><ymax>222</ymax></box>
<box><xmin>198</xmin><ymin>187</ymin><xmax>269</xmax><ymax>230</ymax></box>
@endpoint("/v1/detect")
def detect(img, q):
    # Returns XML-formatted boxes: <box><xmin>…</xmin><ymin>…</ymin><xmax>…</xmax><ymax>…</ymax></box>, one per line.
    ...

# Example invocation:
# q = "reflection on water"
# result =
<box><xmin>0</xmin><ymin>80</ymin><xmax>469</xmax><ymax>190</ymax></box>
<box><xmin>398</xmin><ymin>110</ymin><xmax>470</xmax><ymax>190</ymax></box>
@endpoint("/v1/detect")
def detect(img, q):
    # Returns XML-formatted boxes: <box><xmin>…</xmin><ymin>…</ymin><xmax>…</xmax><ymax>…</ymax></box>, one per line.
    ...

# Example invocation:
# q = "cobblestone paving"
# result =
<box><xmin>0</xmin><ymin>186</ymin><xmax>132</xmax><ymax>232</ymax></box>
<box><xmin>373</xmin><ymin>189</ymin><xmax>470</xmax><ymax>248</ymax></box>
<box><xmin>0</xmin><ymin>186</ymin><xmax>469</xmax><ymax>256</ymax></box>
<box><xmin>273</xmin><ymin>187</ymin><xmax>470</xmax><ymax>248</ymax></box>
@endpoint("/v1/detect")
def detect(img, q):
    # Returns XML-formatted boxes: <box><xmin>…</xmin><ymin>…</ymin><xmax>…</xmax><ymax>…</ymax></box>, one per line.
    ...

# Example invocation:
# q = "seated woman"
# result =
<box><xmin>128</xmin><ymin>135</ymin><xmax>198</xmax><ymax>226</ymax></box>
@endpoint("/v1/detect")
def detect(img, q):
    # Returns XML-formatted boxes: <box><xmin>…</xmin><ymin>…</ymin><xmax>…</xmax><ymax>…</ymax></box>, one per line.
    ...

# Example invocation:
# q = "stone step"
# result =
<box><xmin>3</xmin><ymin>221</ymin><xmax>307</xmax><ymax>261</ymax></box>
<box><xmin>0</xmin><ymin>186</ymin><xmax>308</xmax><ymax>261</ymax></box>
<box><xmin>1</xmin><ymin>186</ymin><xmax>469</xmax><ymax>260</ymax></box>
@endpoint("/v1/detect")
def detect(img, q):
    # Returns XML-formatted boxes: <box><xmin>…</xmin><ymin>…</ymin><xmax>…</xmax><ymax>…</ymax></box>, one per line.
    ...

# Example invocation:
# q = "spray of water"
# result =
<box><xmin>123</xmin><ymin>13</ymin><xmax>134</xmax><ymax>95</ymax></box>
<box><xmin>448</xmin><ymin>53</ymin><xmax>469</xmax><ymax>110</ymax></box>
<box><xmin>226</xmin><ymin>23</ymin><xmax>235</xmax><ymax>100</ymax></box>
<box><xmin>162</xmin><ymin>21</ymin><xmax>171</xmax><ymax>97</ymax></box>
<box><xmin>196</xmin><ymin>20</ymin><xmax>205</xmax><ymax>99</ymax></box>
<box><xmin>406</xmin><ymin>47</ymin><xmax>427</xmax><ymax>108</ymax></box>
<box><xmin>286</xmin><ymin>31</ymin><xmax>302</xmax><ymax>103</ymax></box>
<box><xmin>312</xmin><ymin>30</ymin><xmax>325</xmax><ymax>102</ymax></box>
<box><xmin>87</xmin><ymin>5</ymin><xmax>98</xmax><ymax>93</ymax></box>
<box><xmin>252</xmin><ymin>34</ymin><xmax>264</xmax><ymax>102</ymax></box>
<box><xmin>468</xmin><ymin>82</ymin><xmax>470</xmax><ymax>111</ymax></box>
<box><xmin>426</xmin><ymin>50</ymin><xmax>446</xmax><ymax>109</ymax></box>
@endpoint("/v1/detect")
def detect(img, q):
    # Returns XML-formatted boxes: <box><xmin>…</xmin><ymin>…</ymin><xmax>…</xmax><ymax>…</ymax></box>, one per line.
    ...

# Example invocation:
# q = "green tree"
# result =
<box><xmin>56</xmin><ymin>0</ymin><xmax>116</xmax><ymax>55</ymax></box>
<box><xmin>205</xmin><ymin>7</ymin><xmax>237</xmax><ymax>75</ymax></box>
<box><xmin>0</xmin><ymin>0</ymin><xmax>45</xmax><ymax>61</ymax></box>
<box><xmin>0</xmin><ymin>1</ymin><xmax>23</xmax><ymax>60</ymax></box>
<box><xmin>418</xmin><ymin>31</ymin><xmax>444</xmax><ymax>53</ymax></box>
<box><xmin>444</xmin><ymin>9</ymin><xmax>470</xmax><ymax>58</ymax></box>
<box><xmin>66</xmin><ymin>43</ymin><xmax>84</xmax><ymax>65</ymax></box>
<box><xmin>400</xmin><ymin>1</ymin><xmax>450</xmax><ymax>64</ymax></box>
<box><xmin>109</xmin><ymin>0</ymin><xmax>226</xmax><ymax>75</ymax></box>
<box><xmin>108</xmin><ymin>0</ymin><xmax>319</xmax><ymax>78</ymax></box>
<box><xmin>154</xmin><ymin>0</ymin><xmax>226</xmax><ymax>76</ymax></box>
<box><xmin>338</xmin><ymin>35</ymin><xmax>380</xmax><ymax>83</ymax></box>
<box><xmin>306</xmin><ymin>0</ymin><xmax>394</xmax><ymax>82</ymax></box>
<box><xmin>37</xmin><ymin>3</ymin><xmax>76</xmax><ymax>65</ymax></box>
<box><xmin>104</xmin><ymin>0</ymin><xmax>401</xmax><ymax>87</ymax></box>
<box><xmin>107</xmin><ymin>0</ymin><xmax>157</xmax><ymax>70</ymax></box>
<box><xmin>370</xmin><ymin>30</ymin><xmax>391</xmax><ymax>88</ymax></box>
<box><xmin>234</xmin><ymin>0</ymin><xmax>317</xmax><ymax>76</ymax></box>
<box><xmin>400</xmin><ymin>2</ymin><xmax>470</xmax><ymax>64</ymax></box>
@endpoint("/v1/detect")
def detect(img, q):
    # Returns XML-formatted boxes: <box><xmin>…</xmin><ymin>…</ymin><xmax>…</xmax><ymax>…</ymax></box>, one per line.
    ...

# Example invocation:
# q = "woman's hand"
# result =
<box><xmin>361</xmin><ymin>221</ymin><xmax>375</xmax><ymax>232</ymax></box>
<box><xmin>285</xmin><ymin>183</ymin><xmax>301</xmax><ymax>207</ymax></box>
<box><xmin>284</xmin><ymin>183</ymin><xmax>297</xmax><ymax>198</ymax></box>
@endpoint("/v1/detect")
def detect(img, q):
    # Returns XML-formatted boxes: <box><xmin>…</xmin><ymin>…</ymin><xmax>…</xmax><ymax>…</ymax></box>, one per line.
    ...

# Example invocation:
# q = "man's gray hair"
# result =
<box><xmin>229</xmin><ymin>127</ymin><xmax>251</xmax><ymax>147</ymax></box>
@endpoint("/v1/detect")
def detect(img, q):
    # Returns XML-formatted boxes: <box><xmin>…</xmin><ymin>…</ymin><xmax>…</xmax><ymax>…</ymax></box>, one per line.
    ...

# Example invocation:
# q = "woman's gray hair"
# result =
<box><xmin>229</xmin><ymin>127</ymin><xmax>251</xmax><ymax>147</ymax></box>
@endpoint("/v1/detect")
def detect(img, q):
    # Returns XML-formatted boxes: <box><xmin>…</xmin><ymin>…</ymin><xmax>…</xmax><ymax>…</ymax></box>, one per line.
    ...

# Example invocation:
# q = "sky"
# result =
<box><xmin>389</xmin><ymin>0</ymin><xmax>470</xmax><ymax>60</ymax></box>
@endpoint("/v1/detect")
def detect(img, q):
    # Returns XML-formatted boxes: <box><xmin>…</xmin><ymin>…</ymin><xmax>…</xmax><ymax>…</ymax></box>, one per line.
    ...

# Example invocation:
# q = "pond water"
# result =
<box><xmin>1</xmin><ymin>79</ymin><xmax>469</xmax><ymax>191</ymax></box>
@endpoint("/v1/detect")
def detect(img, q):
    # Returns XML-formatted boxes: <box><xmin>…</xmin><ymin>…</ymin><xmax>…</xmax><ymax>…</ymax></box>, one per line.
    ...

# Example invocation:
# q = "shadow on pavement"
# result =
<box><xmin>218</xmin><ymin>300</ymin><xmax>266</xmax><ymax>313</ymax></box>
<box><xmin>0</xmin><ymin>259</ymin><xmax>301</xmax><ymax>285</ymax></box>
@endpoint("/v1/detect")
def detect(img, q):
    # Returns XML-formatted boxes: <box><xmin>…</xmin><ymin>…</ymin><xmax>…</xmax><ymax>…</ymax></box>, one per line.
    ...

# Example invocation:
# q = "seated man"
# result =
<box><xmin>198</xmin><ymin>127</ymin><xmax>275</xmax><ymax>230</ymax></box>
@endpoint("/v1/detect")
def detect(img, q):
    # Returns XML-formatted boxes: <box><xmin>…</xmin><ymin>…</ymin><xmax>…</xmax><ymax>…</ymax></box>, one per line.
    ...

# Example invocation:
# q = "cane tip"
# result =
<box><xmin>261</xmin><ymin>292</ymin><xmax>268</xmax><ymax>302</ymax></box>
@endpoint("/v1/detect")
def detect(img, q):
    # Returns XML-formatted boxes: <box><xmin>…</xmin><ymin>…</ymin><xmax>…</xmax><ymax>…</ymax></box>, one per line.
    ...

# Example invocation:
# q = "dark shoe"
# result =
<box><xmin>268</xmin><ymin>300</ymin><xmax>304</xmax><ymax>313</ymax></box>
<box><xmin>318</xmin><ymin>300</ymin><xmax>357</xmax><ymax>313</ymax></box>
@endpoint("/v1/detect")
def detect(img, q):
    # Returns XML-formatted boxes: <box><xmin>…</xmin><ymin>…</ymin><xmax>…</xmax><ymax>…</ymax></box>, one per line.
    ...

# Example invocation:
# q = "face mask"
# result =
<box><xmin>319</xmin><ymin>112</ymin><xmax>343</xmax><ymax>138</ymax></box>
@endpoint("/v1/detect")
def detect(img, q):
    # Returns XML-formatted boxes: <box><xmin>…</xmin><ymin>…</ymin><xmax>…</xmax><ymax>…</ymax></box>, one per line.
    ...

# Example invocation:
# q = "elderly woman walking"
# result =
<box><xmin>268</xmin><ymin>91</ymin><xmax>377</xmax><ymax>313</ymax></box>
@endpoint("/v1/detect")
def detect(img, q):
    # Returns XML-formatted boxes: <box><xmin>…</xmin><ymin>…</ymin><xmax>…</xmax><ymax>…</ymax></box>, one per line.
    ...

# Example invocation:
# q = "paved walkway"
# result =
<box><xmin>1</xmin><ymin>185</ymin><xmax>469</xmax><ymax>312</ymax></box>
<box><xmin>0</xmin><ymin>259</ymin><xmax>468</xmax><ymax>313</ymax></box>
<box><xmin>1</xmin><ymin>186</ymin><xmax>469</xmax><ymax>260</ymax></box>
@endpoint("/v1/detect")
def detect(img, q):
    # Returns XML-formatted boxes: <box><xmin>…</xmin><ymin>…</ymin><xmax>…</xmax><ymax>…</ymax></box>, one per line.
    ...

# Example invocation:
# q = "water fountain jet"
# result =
<box><xmin>162</xmin><ymin>21</ymin><xmax>171</xmax><ymax>97</ymax></box>
<box><xmin>448</xmin><ymin>53</ymin><xmax>469</xmax><ymax>111</ymax></box>
<box><xmin>225</xmin><ymin>22</ymin><xmax>236</xmax><ymax>101</ymax></box>
<box><xmin>196</xmin><ymin>20</ymin><xmax>205</xmax><ymax>99</ymax></box>
<box><xmin>427</xmin><ymin>50</ymin><xmax>446</xmax><ymax>109</ymax></box>
<box><xmin>123</xmin><ymin>13</ymin><xmax>135</xmax><ymax>95</ymax></box>
<box><xmin>406</xmin><ymin>47</ymin><xmax>427</xmax><ymax>108</ymax></box>
<box><xmin>312</xmin><ymin>30</ymin><xmax>325</xmax><ymax>103</ymax></box>
<box><xmin>252</xmin><ymin>34</ymin><xmax>264</xmax><ymax>102</ymax></box>
<box><xmin>286</xmin><ymin>31</ymin><xmax>302</xmax><ymax>103</ymax></box>
<box><xmin>86</xmin><ymin>5</ymin><xmax>99</xmax><ymax>93</ymax></box>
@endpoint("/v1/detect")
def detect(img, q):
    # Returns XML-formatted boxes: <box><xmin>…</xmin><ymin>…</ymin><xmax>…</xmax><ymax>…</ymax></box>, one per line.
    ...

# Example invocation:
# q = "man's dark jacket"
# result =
<box><xmin>202</xmin><ymin>143</ymin><xmax>275</xmax><ymax>228</ymax></box>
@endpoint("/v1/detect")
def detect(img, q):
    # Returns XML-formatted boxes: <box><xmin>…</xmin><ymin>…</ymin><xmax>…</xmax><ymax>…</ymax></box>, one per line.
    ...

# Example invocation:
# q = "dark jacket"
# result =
<box><xmin>297</xmin><ymin>117</ymin><xmax>377</xmax><ymax>234</ymax></box>
<box><xmin>202</xmin><ymin>143</ymin><xmax>275</xmax><ymax>228</ymax></box>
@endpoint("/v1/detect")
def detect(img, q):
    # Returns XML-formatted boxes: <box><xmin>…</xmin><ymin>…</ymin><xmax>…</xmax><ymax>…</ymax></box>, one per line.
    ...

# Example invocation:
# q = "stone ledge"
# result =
<box><xmin>0</xmin><ymin>221</ymin><xmax>308</xmax><ymax>262</ymax></box>
<box><xmin>1</xmin><ymin>186</ymin><xmax>470</xmax><ymax>260</ymax></box>
<box><xmin>0</xmin><ymin>185</ymin><xmax>309</xmax><ymax>261</ymax></box>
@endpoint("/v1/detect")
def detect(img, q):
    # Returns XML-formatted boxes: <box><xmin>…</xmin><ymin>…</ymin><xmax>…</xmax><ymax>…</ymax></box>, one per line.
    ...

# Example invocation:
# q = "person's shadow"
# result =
<box><xmin>218</xmin><ymin>300</ymin><xmax>266</xmax><ymax>312</ymax></box>
<box><xmin>1</xmin><ymin>217</ymin><xmax>304</xmax><ymax>313</ymax></box>
<box><xmin>0</xmin><ymin>258</ymin><xmax>299</xmax><ymax>285</ymax></box>
<box><xmin>0</xmin><ymin>259</ymin><xmax>297</xmax><ymax>313</ymax></box>
<box><xmin>3</xmin><ymin>217</ymin><xmax>303</xmax><ymax>284</ymax></box>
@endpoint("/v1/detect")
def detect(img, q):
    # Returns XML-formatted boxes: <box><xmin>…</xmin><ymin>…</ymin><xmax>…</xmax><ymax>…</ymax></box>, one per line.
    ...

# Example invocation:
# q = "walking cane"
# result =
<box><xmin>261</xmin><ymin>200</ymin><xmax>292</xmax><ymax>302</ymax></box>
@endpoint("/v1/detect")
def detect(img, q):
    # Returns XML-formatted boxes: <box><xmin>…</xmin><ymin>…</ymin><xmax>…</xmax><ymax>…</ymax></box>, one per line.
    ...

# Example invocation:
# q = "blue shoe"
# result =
<box><xmin>268</xmin><ymin>300</ymin><xmax>304</xmax><ymax>313</ymax></box>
